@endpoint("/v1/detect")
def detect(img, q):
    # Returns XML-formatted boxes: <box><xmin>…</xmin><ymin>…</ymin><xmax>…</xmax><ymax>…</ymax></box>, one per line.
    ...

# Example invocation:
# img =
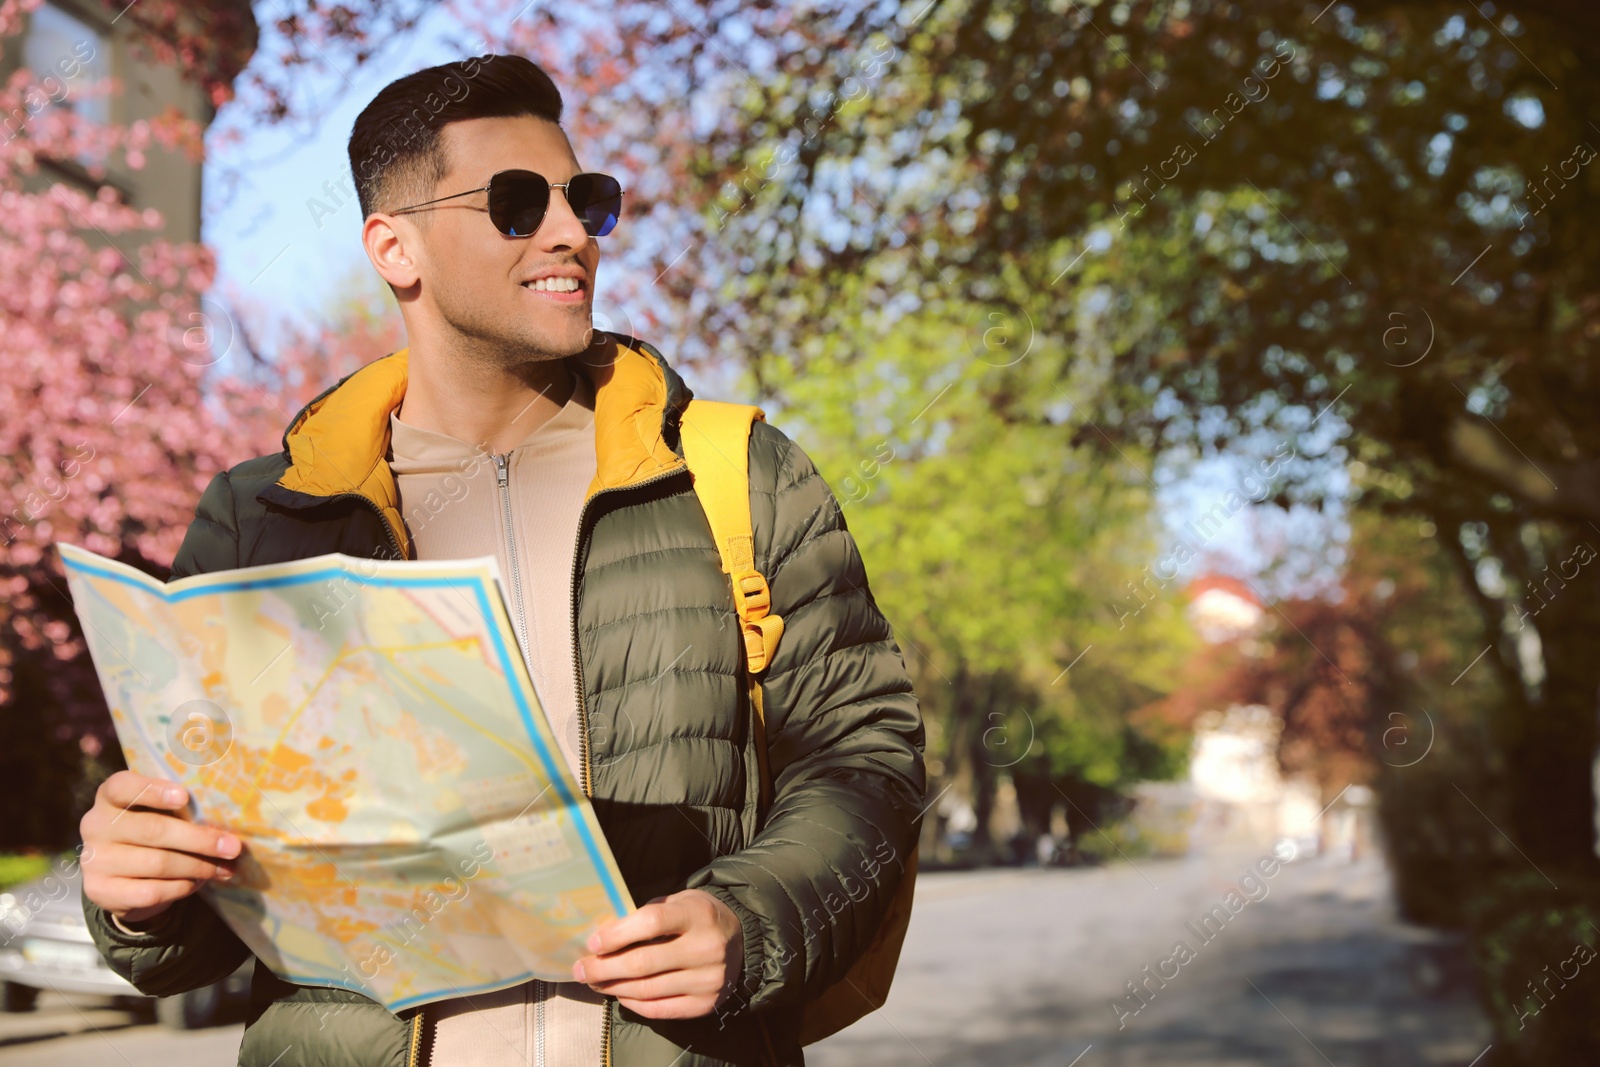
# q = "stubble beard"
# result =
<box><xmin>443</xmin><ymin>289</ymin><xmax>593</xmax><ymax>371</ymax></box>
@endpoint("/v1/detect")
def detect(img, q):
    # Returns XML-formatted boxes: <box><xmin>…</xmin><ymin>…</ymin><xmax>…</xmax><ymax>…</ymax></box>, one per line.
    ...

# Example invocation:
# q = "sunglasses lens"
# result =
<box><xmin>568</xmin><ymin>173</ymin><xmax>624</xmax><ymax>237</ymax></box>
<box><xmin>488</xmin><ymin>171</ymin><xmax>551</xmax><ymax>237</ymax></box>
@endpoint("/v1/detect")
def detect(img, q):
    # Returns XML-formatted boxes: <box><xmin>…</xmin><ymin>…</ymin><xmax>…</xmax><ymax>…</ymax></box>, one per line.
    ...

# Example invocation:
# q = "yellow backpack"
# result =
<box><xmin>679</xmin><ymin>399</ymin><xmax>919</xmax><ymax>1046</ymax></box>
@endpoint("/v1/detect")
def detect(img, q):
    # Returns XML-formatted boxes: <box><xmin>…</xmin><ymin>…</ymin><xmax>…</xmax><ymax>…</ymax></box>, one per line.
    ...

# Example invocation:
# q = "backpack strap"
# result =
<box><xmin>682</xmin><ymin>400</ymin><xmax>917</xmax><ymax>1046</ymax></box>
<box><xmin>679</xmin><ymin>399</ymin><xmax>785</xmax><ymax>819</ymax></box>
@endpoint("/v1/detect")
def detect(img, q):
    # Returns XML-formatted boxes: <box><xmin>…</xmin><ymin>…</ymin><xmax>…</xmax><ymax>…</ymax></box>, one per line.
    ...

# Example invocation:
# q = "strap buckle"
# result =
<box><xmin>730</xmin><ymin>569</ymin><xmax>784</xmax><ymax>673</ymax></box>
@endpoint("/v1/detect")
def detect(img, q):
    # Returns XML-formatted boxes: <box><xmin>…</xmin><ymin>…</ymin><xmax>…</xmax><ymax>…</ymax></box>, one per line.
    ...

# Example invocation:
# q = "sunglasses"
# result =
<box><xmin>392</xmin><ymin>170</ymin><xmax>624</xmax><ymax>238</ymax></box>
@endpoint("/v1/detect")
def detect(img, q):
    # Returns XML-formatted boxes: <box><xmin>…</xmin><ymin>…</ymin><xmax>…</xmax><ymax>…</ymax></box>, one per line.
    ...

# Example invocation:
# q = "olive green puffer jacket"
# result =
<box><xmin>82</xmin><ymin>333</ymin><xmax>926</xmax><ymax>1066</ymax></box>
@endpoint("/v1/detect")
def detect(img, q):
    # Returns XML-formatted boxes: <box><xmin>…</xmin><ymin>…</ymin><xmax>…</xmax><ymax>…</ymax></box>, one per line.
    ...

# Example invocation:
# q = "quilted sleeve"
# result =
<box><xmin>684</xmin><ymin>420</ymin><xmax>927</xmax><ymax>1014</ymax></box>
<box><xmin>83</xmin><ymin>890</ymin><xmax>252</xmax><ymax>997</ymax></box>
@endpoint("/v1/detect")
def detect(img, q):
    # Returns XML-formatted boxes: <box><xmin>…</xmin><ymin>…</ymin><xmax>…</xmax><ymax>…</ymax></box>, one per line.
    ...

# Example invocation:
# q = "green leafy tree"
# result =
<box><xmin>757</xmin><ymin>264</ymin><xmax>1195</xmax><ymax>857</ymax></box>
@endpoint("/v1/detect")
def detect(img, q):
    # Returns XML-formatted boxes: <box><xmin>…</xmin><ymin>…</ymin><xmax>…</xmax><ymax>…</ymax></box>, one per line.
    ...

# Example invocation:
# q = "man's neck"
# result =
<box><xmin>397</xmin><ymin>340</ymin><xmax>602</xmax><ymax>455</ymax></box>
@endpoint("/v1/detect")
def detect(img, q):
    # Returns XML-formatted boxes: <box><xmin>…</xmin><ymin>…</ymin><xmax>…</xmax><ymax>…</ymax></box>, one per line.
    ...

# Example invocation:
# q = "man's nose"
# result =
<box><xmin>536</xmin><ymin>185</ymin><xmax>592</xmax><ymax>250</ymax></box>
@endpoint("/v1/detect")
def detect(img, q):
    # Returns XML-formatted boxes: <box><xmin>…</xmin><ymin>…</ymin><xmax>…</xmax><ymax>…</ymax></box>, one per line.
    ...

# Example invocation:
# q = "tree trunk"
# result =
<box><xmin>965</xmin><ymin>671</ymin><xmax>1002</xmax><ymax>864</ymax></box>
<box><xmin>1506</xmin><ymin>606</ymin><xmax>1600</xmax><ymax>874</ymax></box>
<box><xmin>1439</xmin><ymin>520</ymin><xmax>1600</xmax><ymax>876</ymax></box>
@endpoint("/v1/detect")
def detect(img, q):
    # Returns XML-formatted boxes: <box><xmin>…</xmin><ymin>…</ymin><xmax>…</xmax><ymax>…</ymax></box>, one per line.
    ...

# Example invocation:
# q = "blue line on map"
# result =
<box><xmin>467</xmin><ymin>580</ymin><xmax>630</xmax><ymax>916</ymax></box>
<box><xmin>387</xmin><ymin>972</ymin><xmax>543</xmax><ymax>1011</ymax></box>
<box><xmin>62</xmin><ymin>557</ymin><xmax>631</xmax><ymax>919</ymax></box>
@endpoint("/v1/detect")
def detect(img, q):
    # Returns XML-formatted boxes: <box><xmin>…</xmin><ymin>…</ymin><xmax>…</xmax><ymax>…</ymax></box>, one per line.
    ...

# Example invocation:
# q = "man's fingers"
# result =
<box><xmin>586</xmin><ymin>901</ymin><xmax>685</xmax><ymax>955</ymax></box>
<box><xmin>80</xmin><ymin>773</ymin><xmax>245</xmax><ymax>918</ymax></box>
<box><xmin>108</xmin><ymin>810</ymin><xmax>240</xmax><ymax>860</ymax></box>
<box><xmin>91</xmin><ymin>842</ymin><xmax>234</xmax><ymax>883</ymax></box>
<box><xmin>616</xmin><ymin>994</ymin><xmax>717</xmax><ymax>1021</ymax></box>
<box><xmin>577</xmin><ymin>940</ymin><xmax>678</xmax><ymax>985</ymax></box>
<box><xmin>583</xmin><ymin>967</ymin><xmax>723</xmax><ymax>1002</ymax></box>
<box><xmin>101</xmin><ymin>771</ymin><xmax>188</xmax><ymax>813</ymax></box>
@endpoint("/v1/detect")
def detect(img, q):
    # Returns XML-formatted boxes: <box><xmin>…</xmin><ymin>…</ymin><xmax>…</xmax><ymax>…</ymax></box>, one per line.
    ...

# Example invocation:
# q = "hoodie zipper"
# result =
<box><xmin>492</xmin><ymin>453</ymin><xmax>532</xmax><ymax>656</ymax></box>
<box><xmin>534</xmin><ymin>978</ymin><xmax>547</xmax><ymax>1066</ymax></box>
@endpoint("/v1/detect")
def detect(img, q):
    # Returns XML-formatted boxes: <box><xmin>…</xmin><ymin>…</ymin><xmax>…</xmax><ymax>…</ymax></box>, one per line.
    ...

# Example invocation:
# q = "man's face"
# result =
<box><xmin>404</xmin><ymin>114</ymin><xmax>602</xmax><ymax>364</ymax></box>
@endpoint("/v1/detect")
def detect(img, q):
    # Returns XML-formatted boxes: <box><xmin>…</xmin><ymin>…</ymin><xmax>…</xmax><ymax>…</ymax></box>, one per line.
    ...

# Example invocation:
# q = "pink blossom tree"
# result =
<box><xmin>0</xmin><ymin>0</ymin><xmax>239</xmax><ymax>845</ymax></box>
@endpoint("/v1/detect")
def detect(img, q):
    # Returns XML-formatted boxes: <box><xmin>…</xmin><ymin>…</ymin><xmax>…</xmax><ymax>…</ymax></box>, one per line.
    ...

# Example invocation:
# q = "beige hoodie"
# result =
<box><xmin>387</xmin><ymin>366</ymin><xmax>606</xmax><ymax>1065</ymax></box>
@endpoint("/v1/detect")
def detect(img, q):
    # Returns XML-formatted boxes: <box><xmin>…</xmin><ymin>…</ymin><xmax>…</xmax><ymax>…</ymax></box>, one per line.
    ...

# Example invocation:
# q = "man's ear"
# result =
<box><xmin>364</xmin><ymin>213</ymin><xmax>420</xmax><ymax>290</ymax></box>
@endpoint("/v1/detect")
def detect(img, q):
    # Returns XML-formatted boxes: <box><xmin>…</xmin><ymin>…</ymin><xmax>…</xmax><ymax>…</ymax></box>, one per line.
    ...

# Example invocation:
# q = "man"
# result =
<box><xmin>78</xmin><ymin>53</ymin><xmax>925</xmax><ymax>1067</ymax></box>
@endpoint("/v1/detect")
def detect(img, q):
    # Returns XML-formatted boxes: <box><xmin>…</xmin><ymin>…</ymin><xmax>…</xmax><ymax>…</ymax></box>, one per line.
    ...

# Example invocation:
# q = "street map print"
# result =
<box><xmin>60</xmin><ymin>544</ymin><xmax>635</xmax><ymax>1013</ymax></box>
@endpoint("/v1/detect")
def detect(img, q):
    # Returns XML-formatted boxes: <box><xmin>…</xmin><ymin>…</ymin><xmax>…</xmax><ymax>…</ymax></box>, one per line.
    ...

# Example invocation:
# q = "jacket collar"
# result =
<box><xmin>259</xmin><ymin>332</ymin><xmax>694</xmax><ymax>559</ymax></box>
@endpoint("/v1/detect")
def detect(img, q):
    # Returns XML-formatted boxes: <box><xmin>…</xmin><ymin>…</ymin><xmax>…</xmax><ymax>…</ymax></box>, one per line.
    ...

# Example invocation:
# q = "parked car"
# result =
<box><xmin>0</xmin><ymin>866</ymin><xmax>250</xmax><ymax>1029</ymax></box>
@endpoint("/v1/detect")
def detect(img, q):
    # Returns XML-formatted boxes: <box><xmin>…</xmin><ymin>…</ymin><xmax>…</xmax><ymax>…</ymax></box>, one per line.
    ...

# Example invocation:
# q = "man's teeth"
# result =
<box><xmin>524</xmin><ymin>277</ymin><xmax>581</xmax><ymax>292</ymax></box>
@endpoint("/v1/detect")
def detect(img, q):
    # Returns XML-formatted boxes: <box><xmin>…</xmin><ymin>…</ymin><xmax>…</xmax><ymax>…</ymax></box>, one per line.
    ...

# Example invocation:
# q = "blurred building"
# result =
<box><xmin>1188</xmin><ymin>703</ymin><xmax>1325</xmax><ymax>854</ymax></box>
<box><xmin>1178</xmin><ymin>574</ymin><xmax>1374</xmax><ymax>859</ymax></box>
<box><xmin>1184</xmin><ymin>573</ymin><xmax>1264</xmax><ymax>643</ymax></box>
<box><xmin>1</xmin><ymin>0</ymin><xmax>227</xmax><ymax>243</ymax></box>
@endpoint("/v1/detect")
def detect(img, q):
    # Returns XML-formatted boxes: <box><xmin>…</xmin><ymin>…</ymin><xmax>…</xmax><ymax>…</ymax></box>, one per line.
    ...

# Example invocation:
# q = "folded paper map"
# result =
<box><xmin>59</xmin><ymin>543</ymin><xmax>635</xmax><ymax>1013</ymax></box>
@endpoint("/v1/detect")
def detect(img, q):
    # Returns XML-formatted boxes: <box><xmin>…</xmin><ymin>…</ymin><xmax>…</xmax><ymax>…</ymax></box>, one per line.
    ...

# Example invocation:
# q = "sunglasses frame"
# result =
<box><xmin>390</xmin><ymin>169</ymin><xmax>624</xmax><ymax>238</ymax></box>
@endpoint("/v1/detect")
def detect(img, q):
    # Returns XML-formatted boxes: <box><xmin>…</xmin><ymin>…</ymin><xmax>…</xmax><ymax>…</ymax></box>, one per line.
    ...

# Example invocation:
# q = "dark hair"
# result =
<box><xmin>347</xmin><ymin>54</ymin><xmax>564</xmax><ymax>224</ymax></box>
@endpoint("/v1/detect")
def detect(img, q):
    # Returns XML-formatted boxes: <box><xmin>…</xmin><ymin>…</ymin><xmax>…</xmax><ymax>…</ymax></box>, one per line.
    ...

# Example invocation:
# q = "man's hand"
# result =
<box><xmin>80</xmin><ymin>770</ymin><xmax>241</xmax><ymax>926</ymax></box>
<box><xmin>571</xmin><ymin>888</ymin><xmax>744</xmax><ymax>1019</ymax></box>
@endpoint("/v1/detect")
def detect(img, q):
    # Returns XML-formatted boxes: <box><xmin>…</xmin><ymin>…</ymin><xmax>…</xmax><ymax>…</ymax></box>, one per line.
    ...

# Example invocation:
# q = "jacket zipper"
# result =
<box><xmin>406</xmin><ymin>1006</ymin><xmax>428</xmax><ymax>1067</ymax></box>
<box><xmin>339</xmin><ymin>492</ymin><xmax>430</xmax><ymax>1067</ymax></box>
<box><xmin>569</xmin><ymin>463</ymin><xmax>688</xmax><ymax>1067</ymax></box>
<box><xmin>334</xmin><ymin>492</ymin><xmax>405</xmax><ymax>561</ymax></box>
<box><xmin>569</xmin><ymin>462</ymin><xmax>687</xmax><ymax>797</ymax></box>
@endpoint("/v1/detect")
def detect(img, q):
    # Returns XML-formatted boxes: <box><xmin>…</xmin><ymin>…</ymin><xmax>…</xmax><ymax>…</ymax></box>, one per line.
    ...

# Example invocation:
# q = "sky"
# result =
<box><xmin>200</xmin><ymin>5</ymin><xmax>450</xmax><ymax>347</ymax></box>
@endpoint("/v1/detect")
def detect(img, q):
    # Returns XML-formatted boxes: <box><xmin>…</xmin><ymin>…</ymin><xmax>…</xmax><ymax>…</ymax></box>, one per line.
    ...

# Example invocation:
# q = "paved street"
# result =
<box><xmin>0</xmin><ymin>1016</ymin><xmax>243</xmax><ymax>1067</ymax></box>
<box><xmin>0</xmin><ymin>851</ymin><xmax>1490</xmax><ymax>1066</ymax></box>
<box><xmin>810</xmin><ymin>850</ymin><xmax>1491</xmax><ymax>1067</ymax></box>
